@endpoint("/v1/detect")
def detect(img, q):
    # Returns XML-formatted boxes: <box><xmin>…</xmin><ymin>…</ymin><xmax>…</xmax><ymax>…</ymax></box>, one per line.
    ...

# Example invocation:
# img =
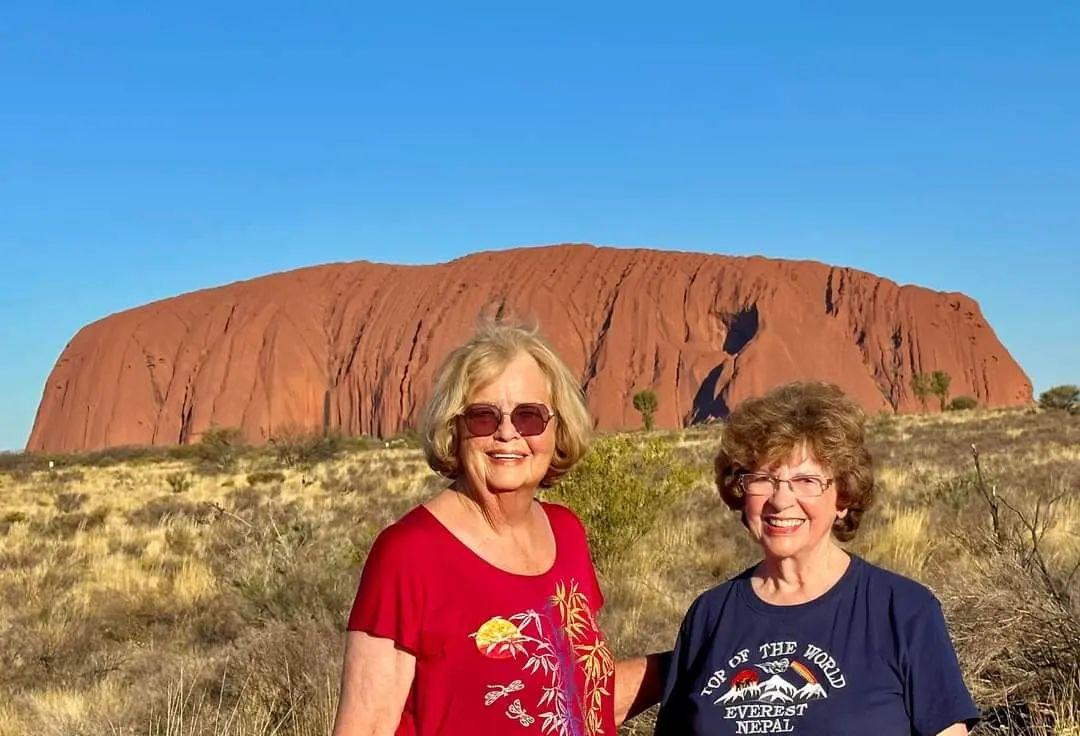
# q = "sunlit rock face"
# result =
<box><xmin>27</xmin><ymin>244</ymin><xmax>1032</xmax><ymax>452</ymax></box>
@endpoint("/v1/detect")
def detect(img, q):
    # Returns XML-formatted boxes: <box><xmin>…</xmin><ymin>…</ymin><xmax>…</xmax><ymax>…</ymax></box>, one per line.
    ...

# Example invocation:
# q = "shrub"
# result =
<box><xmin>930</xmin><ymin>370</ymin><xmax>952</xmax><ymax>411</ymax></box>
<box><xmin>166</xmin><ymin>471</ymin><xmax>193</xmax><ymax>494</ymax></box>
<box><xmin>268</xmin><ymin>424</ymin><xmax>345</xmax><ymax>467</ymax></box>
<box><xmin>939</xmin><ymin>446</ymin><xmax>1080</xmax><ymax>726</ymax></box>
<box><xmin>129</xmin><ymin>496</ymin><xmax>215</xmax><ymax>526</ymax></box>
<box><xmin>385</xmin><ymin>428</ymin><xmax>421</xmax><ymax>449</ymax></box>
<box><xmin>0</xmin><ymin>451</ymin><xmax>36</xmax><ymax>475</ymax></box>
<box><xmin>196</xmin><ymin>426</ymin><xmax>246</xmax><ymax>473</ymax></box>
<box><xmin>947</xmin><ymin>396</ymin><xmax>978</xmax><ymax>411</ymax></box>
<box><xmin>0</xmin><ymin>510</ymin><xmax>27</xmax><ymax>535</ymax></box>
<box><xmin>54</xmin><ymin>492</ymin><xmax>88</xmax><ymax>512</ymax></box>
<box><xmin>37</xmin><ymin>507</ymin><xmax>109</xmax><ymax>538</ymax></box>
<box><xmin>910</xmin><ymin>373</ymin><xmax>932</xmax><ymax>411</ymax></box>
<box><xmin>546</xmin><ymin>434</ymin><xmax>695</xmax><ymax>572</ymax></box>
<box><xmin>319</xmin><ymin>464</ymin><xmax>383</xmax><ymax>495</ymax></box>
<box><xmin>1039</xmin><ymin>384</ymin><xmax>1079</xmax><ymax>412</ymax></box>
<box><xmin>246</xmin><ymin>470</ymin><xmax>286</xmax><ymax>486</ymax></box>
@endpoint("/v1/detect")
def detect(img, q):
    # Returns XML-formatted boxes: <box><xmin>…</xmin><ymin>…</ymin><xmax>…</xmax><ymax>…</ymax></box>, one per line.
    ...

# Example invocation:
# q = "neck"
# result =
<box><xmin>453</xmin><ymin>479</ymin><xmax>537</xmax><ymax>532</ymax></box>
<box><xmin>755</xmin><ymin>541</ymin><xmax>850</xmax><ymax>603</ymax></box>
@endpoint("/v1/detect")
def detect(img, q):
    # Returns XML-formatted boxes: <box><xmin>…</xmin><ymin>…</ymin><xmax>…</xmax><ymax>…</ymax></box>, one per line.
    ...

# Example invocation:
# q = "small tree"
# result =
<box><xmin>632</xmin><ymin>389</ymin><xmax>658</xmax><ymax>431</ymax></box>
<box><xmin>910</xmin><ymin>373</ymin><xmax>932</xmax><ymax>412</ymax></box>
<box><xmin>1038</xmin><ymin>384</ymin><xmax>1079</xmax><ymax>412</ymax></box>
<box><xmin>930</xmin><ymin>370</ymin><xmax>952</xmax><ymax>412</ymax></box>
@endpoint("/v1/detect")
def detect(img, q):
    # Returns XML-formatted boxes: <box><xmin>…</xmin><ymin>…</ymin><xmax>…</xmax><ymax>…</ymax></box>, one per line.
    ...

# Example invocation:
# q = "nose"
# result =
<box><xmin>492</xmin><ymin>410</ymin><xmax>519</xmax><ymax>441</ymax></box>
<box><xmin>764</xmin><ymin>478</ymin><xmax>797</xmax><ymax>510</ymax></box>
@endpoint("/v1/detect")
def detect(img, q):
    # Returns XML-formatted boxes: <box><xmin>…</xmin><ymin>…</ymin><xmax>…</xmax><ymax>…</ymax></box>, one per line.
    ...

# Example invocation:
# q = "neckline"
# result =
<box><xmin>415</xmin><ymin>501</ymin><xmax>560</xmax><ymax>579</ymax></box>
<box><xmin>737</xmin><ymin>554</ymin><xmax>861</xmax><ymax>615</ymax></box>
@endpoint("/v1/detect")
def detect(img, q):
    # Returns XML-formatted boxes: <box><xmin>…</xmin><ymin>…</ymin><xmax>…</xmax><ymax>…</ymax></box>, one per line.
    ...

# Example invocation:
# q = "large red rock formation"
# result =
<box><xmin>27</xmin><ymin>245</ymin><xmax>1032</xmax><ymax>452</ymax></box>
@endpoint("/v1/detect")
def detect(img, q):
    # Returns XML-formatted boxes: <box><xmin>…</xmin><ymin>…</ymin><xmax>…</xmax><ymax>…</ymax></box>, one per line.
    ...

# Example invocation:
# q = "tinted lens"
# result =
<box><xmin>510</xmin><ymin>404</ymin><xmax>549</xmax><ymax>436</ymax></box>
<box><xmin>463</xmin><ymin>406</ymin><xmax>500</xmax><ymax>435</ymax></box>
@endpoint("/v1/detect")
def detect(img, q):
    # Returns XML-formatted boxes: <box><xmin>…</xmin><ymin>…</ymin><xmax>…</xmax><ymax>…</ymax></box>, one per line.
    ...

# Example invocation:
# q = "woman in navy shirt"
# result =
<box><xmin>656</xmin><ymin>382</ymin><xmax>979</xmax><ymax>736</ymax></box>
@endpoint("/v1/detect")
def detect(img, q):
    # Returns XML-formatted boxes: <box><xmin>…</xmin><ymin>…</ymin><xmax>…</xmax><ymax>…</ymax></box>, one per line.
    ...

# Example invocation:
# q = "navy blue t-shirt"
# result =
<box><xmin>655</xmin><ymin>555</ymin><xmax>979</xmax><ymax>736</ymax></box>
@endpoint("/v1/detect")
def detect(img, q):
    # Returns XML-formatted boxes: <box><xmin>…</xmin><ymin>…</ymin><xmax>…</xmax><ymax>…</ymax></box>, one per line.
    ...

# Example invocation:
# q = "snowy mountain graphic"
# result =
<box><xmin>714</xmin><ymin>674</ymin><xmax>828</xmax><ymax>705</ymax></box>
<box><xmin>715</xmin><ymin>682</ymin><xmax>762</xmax><ymax>704</ymax></box>
<box><xmin>760</xmin><ymin>675</ymin><xmax>798</xmax><ymax>701</ymax></box>
<box><xmin>796</xmin><ymin>682</ymin><xmax>827</xmax><ymax>700</ymax></box>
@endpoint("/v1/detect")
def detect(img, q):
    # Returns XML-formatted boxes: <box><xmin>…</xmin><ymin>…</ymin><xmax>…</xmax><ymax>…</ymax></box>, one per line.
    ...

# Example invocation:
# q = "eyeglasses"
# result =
<box><xmin>460</xmin><ymin>403</ymin><xmax>555</xmax><ymax>437</ymax></box>
<box><xmin>737</xmin><ymin>473</ymin><xmax>834</xmax><ymax>497</ymax></box>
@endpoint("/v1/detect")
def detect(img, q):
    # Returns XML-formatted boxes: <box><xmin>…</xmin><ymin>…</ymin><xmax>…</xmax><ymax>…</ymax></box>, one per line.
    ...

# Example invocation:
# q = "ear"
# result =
<box><xmin>836</xmin><ymin>507</ymin><xmax>848</xmax><ymax>520</ymax></box>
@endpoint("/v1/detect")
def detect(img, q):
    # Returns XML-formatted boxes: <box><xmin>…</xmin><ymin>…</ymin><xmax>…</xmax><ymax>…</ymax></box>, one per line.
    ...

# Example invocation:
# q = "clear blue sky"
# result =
<box><xmin>2</xmin><ymin>2</ymin><xmax>1078</xmax><ymax>451</ymax></box>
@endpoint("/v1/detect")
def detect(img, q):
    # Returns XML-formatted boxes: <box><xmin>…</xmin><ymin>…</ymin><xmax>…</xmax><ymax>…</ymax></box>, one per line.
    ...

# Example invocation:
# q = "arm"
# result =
<box><xmin>332</xmin><ymin>631</ymin><xmax>416</xmax><ymax>736</ymax></box>
<box><xmin>895</xmin><ymin>587</ymin><xmax>979</xmax><ymax>736</ymax></box>
<box><xmin>936</xmin><ymin>725</ymin><xmax>968</xmax><ymax>736</ymax></box>
<box><xmin>613</xmin><ymin>651</ymin><xmax>672</xmax><ymax>726</ymax></box>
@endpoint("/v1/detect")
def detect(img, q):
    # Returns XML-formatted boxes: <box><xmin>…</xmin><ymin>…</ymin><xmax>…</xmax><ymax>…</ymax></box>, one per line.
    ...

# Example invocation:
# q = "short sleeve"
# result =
<box><xmin>654</xmin><ymin>593</ymin><xmax>708</xmax><ymax>735</ymax></box>
<box><xmin>346</xmin><ymin>522</ymin><xmax>426</xmax><ymax>655</ymax></box>
<box><xmin>901</xmin><ymin>598</ymin><xmax>981</xmax><ymax>735</ymax></box>
<box><xmin>545</xmin><ymin>502</ymin><xmax>605</xmax><ymax>610</ymax></box>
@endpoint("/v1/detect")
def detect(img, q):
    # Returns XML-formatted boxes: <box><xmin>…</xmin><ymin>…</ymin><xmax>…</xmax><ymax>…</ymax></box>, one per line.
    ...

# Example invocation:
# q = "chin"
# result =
<box><xmin>760</xmin><ymin>534</ymin><xmax>832</xmax><ymax>560</ymax></box>
<box><xmin>485</xmin><ymin>473</ymin><xmax>535</xmax><ymax>494</ymax></box>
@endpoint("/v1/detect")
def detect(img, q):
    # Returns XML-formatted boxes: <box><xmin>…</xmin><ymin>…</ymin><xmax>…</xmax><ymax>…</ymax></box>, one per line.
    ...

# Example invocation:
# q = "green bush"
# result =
<box><xmin>546</xmin><ymin>434</ymin><xmax>695</xmax><ymax>573</ymax></box>
<box><xmin>947</xmin><ymin>396</ymin><xmax>978</xmax><ymax>411</ymax></box>
<box><xmin>196</xmin><ymin>426</ymin><xmax>246</xmax><ymax>473</ymax></box>
<box><xmin>268</xmin><ymin>425</ymin><xmax>345</xmax><ymax>468</ymax></box>
<box><xmin>1038</xmin><ymin>384</ymin><xmax>1078</xmax><ymax>412</ymax></box>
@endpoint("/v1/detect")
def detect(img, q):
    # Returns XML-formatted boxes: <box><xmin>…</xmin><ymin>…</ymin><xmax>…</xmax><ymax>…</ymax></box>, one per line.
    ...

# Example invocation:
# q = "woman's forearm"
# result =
<box><xmin>613</xmin><ymin>651</ymin><xmax>672</xmax><ymax>726</ymax></box>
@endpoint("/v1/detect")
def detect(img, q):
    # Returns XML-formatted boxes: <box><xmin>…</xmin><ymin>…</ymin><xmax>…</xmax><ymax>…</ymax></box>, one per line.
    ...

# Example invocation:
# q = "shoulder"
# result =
<box><xmin>854</xmin><ymin>556</ymin><xmax>941</xmax><ymax>610</ymax></box>
<box><xmin>679</xmin><ymin>566</ymin><xmax>752</xmax><ymax>631</ymax></box>
<box><xmin>540</xmin><ymin>500</ymin><xmax>588</xmax><ymax>537</ymax></box>
<box><xmin>365</xmin><ymin>505</ymin><xmax>440</xmax><ymax>564</ymax></box>
<box><xmin>851</xmin><ymin>556</ymin><xmax>948</xmax><ymax>635</ymax></box>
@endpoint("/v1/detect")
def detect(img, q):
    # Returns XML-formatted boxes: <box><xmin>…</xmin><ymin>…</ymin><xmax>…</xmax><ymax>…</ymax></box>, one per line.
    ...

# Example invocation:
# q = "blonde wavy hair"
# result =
<box><xmin>714</xmin><ymin>381</ymin><xmax>875</xmax><ymax>541</ymax></box>
<box><xmin>421</xmin><ymin>322</ymin><xmax>592</xmax><ymax>487</ymax></box>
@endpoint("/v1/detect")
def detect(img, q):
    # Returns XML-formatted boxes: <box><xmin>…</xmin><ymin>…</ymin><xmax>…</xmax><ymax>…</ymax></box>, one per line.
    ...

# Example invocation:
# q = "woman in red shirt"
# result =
<box><xmin>332</xmin><ymin>323</ymin><xmax>663</xmax><ymax>735</ymax></box>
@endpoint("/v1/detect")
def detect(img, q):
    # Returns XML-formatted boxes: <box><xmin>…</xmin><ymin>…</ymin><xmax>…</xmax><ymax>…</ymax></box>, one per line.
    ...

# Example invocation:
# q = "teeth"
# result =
<box><xmin>491</xmin><ymin>454</ymin><xmax>524</xmax><ymax>459</ymax></box>
<box><xmin>766</xmin><ymin>518</ymin><xmax>804</xmax><ymax>528</ymax></box>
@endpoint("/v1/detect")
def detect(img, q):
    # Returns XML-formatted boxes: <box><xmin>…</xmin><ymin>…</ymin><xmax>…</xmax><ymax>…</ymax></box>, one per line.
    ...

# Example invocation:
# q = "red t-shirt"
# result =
<box><xmin>347</xmin><ymin>501</ymin><xmax>616</xmax><ymax>736</ymax></box>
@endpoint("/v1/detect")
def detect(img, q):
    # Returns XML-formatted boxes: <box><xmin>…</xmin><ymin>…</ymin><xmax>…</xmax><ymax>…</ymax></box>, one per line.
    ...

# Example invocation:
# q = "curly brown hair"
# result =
<box><xmin>714</xmin><ymin>381</ymin><xmax>874</xmax><ymax>541</ymax></box>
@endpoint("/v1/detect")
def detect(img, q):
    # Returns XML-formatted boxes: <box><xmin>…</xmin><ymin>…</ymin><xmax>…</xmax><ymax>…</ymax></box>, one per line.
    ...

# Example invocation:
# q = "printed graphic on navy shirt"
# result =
<box><xmin>695</xmin><ymin>638</ymin><xmax>844</xmax><ymax>733</ymax></box>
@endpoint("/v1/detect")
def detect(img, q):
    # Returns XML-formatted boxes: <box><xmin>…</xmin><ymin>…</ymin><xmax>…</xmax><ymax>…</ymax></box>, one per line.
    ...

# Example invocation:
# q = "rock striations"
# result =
<box><xmin>28</xmin><ymin>245</ymin><xmax>1032</xmax><ymax>452</ymax></box>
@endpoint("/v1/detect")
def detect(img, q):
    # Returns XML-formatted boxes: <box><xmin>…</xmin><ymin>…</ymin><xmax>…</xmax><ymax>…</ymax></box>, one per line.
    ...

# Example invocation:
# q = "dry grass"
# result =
<box><xmin>0</xmin><ymin>408</ymin><xmax>1077</xmax><ymax>735</ymax></box>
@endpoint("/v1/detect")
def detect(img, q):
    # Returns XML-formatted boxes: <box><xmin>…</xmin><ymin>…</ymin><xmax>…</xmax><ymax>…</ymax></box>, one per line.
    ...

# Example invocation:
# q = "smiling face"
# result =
<box><xmin>455</xmin><ymin>352</ymin><xmax>557</xmax><ymax>495</ymax></box>
<box><xmin>743</xmin><ymin>448</ymin><xmax>847</xmax><ymax>564</ymax></box>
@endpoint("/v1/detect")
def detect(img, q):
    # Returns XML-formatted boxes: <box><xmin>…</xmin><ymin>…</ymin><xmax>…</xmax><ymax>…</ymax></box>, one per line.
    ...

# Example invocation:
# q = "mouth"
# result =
<box><xmin>487</xmin><ymin>452</ymin><xmax>527</xmax><ymax>462</ymax></box>
<box><xmin>763</xmin><ymin>517</ymin><xmax>805</xmax><ymax>532</ymax></box>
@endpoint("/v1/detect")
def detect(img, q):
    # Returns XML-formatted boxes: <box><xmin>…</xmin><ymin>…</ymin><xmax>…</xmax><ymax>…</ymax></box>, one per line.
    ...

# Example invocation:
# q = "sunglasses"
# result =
<box><xmin>460</xmin><ymin>403</ymin><xmax>555</xmax><ymax>437</ymax></box>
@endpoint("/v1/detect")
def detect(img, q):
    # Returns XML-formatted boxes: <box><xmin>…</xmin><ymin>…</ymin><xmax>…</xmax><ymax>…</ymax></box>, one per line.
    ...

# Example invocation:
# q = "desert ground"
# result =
<box><xmin>1</xmin><ymin>408</ymin><xmax>1077</xmax><ymax>735</ymax></box>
